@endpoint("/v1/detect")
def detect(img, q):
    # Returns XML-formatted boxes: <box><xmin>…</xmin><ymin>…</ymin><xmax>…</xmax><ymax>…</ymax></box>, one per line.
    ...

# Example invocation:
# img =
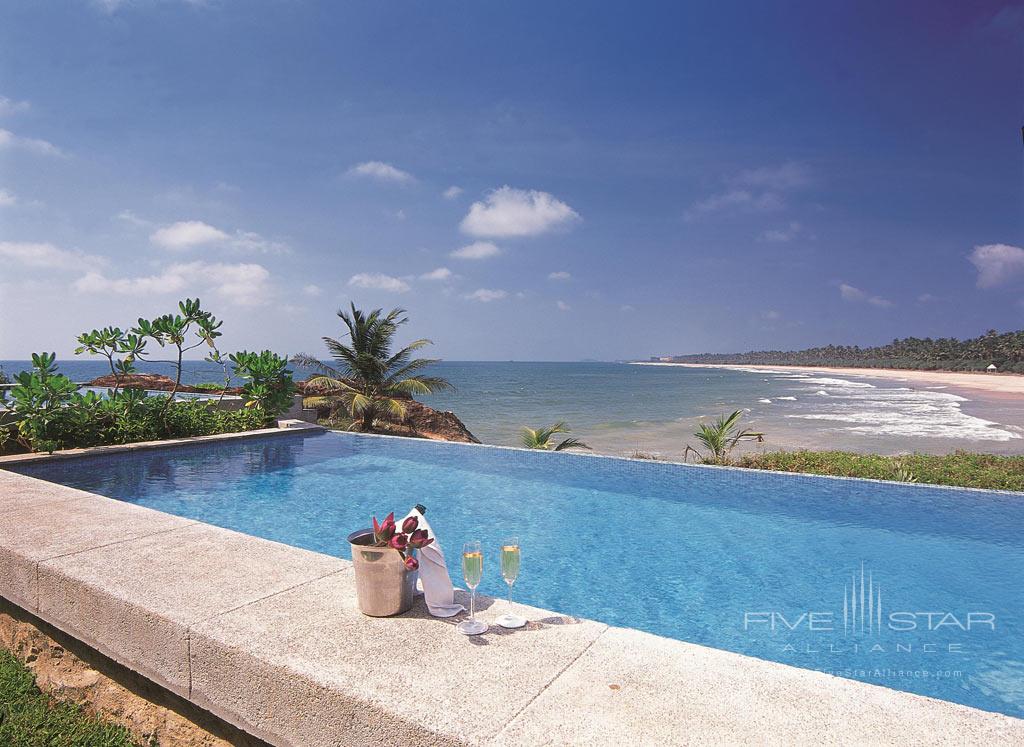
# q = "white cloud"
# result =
<box><xmin>302</xmin><ymin>284</ymin><xmax>323</xmax><ymax>297</ymax></box>
<box><xmin>466</xmin><ymin>288</ymin><xmax>508</xmax><ymax>302</ymax></box>
<box><xmin>759</xmin><ymin>221</ymin><xmax>806</xmax><ymax>242</ymax></box>
<box><xmin>968</xmin><ymin>243</ymin><xmax>1024</xmax><ymax>288</ymax></box>
<box><xmin>734</xmin><ymin>162</ymin><xmax>811</xmax><ymax>190</ymax></box>
<box><xmin>74</xmin><ymin>261</ymin><xmax>271</xmax><ymax>306</ymax></box>
<box><xmin>761</xmin><ymin>309</ymin><xmax>782</xmax><ymax>320</ymax></box>
<box><xmin>685</xmin><ymin>162</ymin><xmax>809</xmax><ymax>221</ymax></box>
<box><xmin>93</xmin><ymin>0</ymin><xmax>211</xmax><ymax>14</ymax></box>
<box><xmin>149</xmin><ymin>220</ymin><xmax>288</xmax><ymax>254</ymax></box>
<box><xmin>0</xmin><ymin>189</ymin><xmax>15</xmax><ymax>207</ymax></box>
<box><xmin>229</xmin><ymin>230</ymin><xmax>290</xmax><ymax>255</ymax></box>
<box><xmin>420</xmin><ymin>267</ymin><xmax>452</xmax><ymax>281</ymax></box>
<box><xmin>151</xmin><ymin>220</ymin><xmax>229</xmax><ymax>249</ymax></box>
<box><xmin>548</xmin><ymin>271</ymin><xmax>571</xmax><ymax>281</ymax></box>
<box><xmin>450</xmin><ymin>241</ymin><xmax>502</xmax><ymax>260</ymax></box>
<box><xmin>460</xmin><ymin>186</ymin><xmax>580</xmax><ymax>238</ymax></box>
<box><xmin>115</xmin><ymin>209</ymin><xmax>152</xmax><ymax>228</ymax></box>
<box><xmin>348</xmin><ymin>272</ymin><xmax>411</xmax><ymax>293</ymax></box>
<box><xmin>620</xmin><ymin>304</ymin><xmax>635</xmax><ymax>313</ymax></box>
<box><xmin>0</xmin><ymin>128</ymin><xmax>65</xmax><ymax>157</ymax></box>
<box><xmin>347</xmin><ymin>161</ymin><xmax>415</xmax><ymax>185</ymax></box>
<box><xmin>684</xmin><ymin>189</ymin><xmax>783</xmax><ymax>221</ymax></box>
<box><xmin>0</xmin><ymin>241</ymin><xmax>103</xmax><ymax>271</ymax></box>
<box><xmin>0</xmin><ymin>96</ymin><xmax>30</xmax><ymax>117</ymax></box>
<box><xmin>839</xmin><ymin>283</ymin><xmax>893</xmax><ymax>308</ymax></box>
<box><xmin>443</xmin><ymin>186</ymin><xmax>463</xmax><ymax>200</ymax></box>
<box><xmin>917</xmin><ymin>293</ymin><xmax>937</xmax><ymax>303</ymax></box>
<box><xmin>556</xmin><ymin>300</ymin><xmax>570</xmax><ymax>311</ymax></box>
<box><xmin>839</xmin><ymin>284</ymin><xmax>864</xmax><ymax>302</ymax></box>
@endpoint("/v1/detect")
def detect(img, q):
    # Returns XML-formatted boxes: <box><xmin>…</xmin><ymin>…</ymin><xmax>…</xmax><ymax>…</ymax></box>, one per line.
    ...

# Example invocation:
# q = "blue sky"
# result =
<box><xmin>0</xmin><ymin>0</ymin><xmax>1021</xmax><ymax>361</ymax></box>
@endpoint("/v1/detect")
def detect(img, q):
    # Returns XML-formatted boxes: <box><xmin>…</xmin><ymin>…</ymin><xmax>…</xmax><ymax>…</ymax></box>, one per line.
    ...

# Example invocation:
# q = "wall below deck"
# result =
<box><xmin>0</xmin><ymin>597</ymin><xmax>266</xmax><ymax>747</ymax></box>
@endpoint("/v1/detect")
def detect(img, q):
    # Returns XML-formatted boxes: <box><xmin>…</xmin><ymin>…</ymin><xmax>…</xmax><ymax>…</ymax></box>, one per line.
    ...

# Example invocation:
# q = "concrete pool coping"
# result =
<box><xmin>0</xmin><ymin>428</ymin><xmax>1021</xmax><ymax>744</ymax></box>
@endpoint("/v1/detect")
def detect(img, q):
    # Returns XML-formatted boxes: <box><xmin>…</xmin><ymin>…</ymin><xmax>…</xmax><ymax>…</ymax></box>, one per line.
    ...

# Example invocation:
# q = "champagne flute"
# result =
<box><xmin>457</xmin><ymin>540</ymin><xmax>488</xmax><ymax>635</ymax></box>
<box><xmin>496</xmin><ymin>537</ymin><xmax>526</xmax><ymax>629</ymax></box>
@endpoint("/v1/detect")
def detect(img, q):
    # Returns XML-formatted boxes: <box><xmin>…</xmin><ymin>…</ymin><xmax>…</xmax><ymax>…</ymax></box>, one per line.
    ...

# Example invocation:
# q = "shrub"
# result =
<box><xmin>8</xmin><ymin>354</ymin><xmax>271</xmax><ymax>453</ymax></box>
<box><xmin>229</xmin><ymin>350</ymin><xmax>296</xmax><ymax>422</ymax></box>
<box><xmin>736</xmin><ymin>450</ymin><xmax>1024</xmax><ymax>491</ymax></box>
<box><xmin>190</xmin><ymin>382</ymin><xmax>227</xmax><ymax>392</ymax></box>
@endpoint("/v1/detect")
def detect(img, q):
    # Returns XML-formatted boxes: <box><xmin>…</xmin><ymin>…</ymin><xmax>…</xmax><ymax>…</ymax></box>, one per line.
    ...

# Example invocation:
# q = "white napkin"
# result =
<box><xmin>399</xmin><ymin>507</ymin><xmax>464</xmax><ymax>618</ymax></box>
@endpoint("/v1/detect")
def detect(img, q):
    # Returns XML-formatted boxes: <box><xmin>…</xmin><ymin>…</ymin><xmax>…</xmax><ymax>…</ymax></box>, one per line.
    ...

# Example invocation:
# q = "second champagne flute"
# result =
<box><xmin>457</xmin><ymin>540</ymin><xmax>488</xmax><ymax>635</ymax></box>
<box><xmin>496</xmin><ymin>537</ymin><xmax>526</xmax><ymax>629</ymax></box>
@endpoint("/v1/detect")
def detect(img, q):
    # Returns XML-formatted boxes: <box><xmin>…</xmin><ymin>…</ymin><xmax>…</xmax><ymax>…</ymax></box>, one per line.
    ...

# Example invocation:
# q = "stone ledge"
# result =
<box><xmin>1</xmin><ymin>449</ymin><xmax>1022</xmax><ymax>745</ymax></box>
<box><xmin>189</xmin><ymin>574</ymin><xmax>606</xmax><ymax>746</ymax></box>
<box><xmin>491</xmin><ymin>625</ymin><xmax>1024</xmax><ymax>745</ymax></box>
<box><xmin>37</xmin><ymin>521</ymin><xmax>345</xmax><ymax>697</ymax></box>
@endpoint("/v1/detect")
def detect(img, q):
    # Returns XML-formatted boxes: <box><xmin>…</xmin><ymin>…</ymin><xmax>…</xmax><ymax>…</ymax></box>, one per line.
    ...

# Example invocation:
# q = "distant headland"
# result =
<box><xmin>642</xmin><ymin>329</ymin><xmax>1024</xmax><ymax>374</ymax></box>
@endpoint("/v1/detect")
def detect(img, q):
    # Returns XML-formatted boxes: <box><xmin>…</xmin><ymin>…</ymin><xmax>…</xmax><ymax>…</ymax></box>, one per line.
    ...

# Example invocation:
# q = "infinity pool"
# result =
<box><xmin>8</xmin><ymin>430</ymin><xmax>1023</xmax><ymax>717</ymax></box>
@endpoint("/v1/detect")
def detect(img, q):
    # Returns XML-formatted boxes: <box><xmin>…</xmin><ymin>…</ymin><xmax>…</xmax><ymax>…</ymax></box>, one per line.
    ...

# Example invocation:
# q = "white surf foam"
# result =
<box><xmin>787</xmin><ymin>383</ymin><xmax>1019</xmax><ymax>441</ymax></box>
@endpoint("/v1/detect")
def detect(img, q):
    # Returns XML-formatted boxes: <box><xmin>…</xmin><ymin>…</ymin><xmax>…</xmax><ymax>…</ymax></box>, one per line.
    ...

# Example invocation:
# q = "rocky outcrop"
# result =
<box><xmin>300</xmin><ymin>378</ymin><xmax>479</xmax><ymax>443</ymax></box>
<box><xmin>86</xmin><ymin>374</ymin><xmax>240</xmax><ymax>395</ymax></box>
<box><xmin>400</xmin><ymin>399</ymin><xmax>480</xmax><ymax>443</ymax></box>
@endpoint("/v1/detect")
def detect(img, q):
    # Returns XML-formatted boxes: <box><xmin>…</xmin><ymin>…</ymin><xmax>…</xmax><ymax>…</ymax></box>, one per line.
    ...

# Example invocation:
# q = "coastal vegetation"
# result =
<box><xmin>684</xmin><ymin>410</ymin><xmax>764</xmax><ymax>465</ymax></box>
<box><xmin>0</xmin><ymin>299</ymin><xmax>295</xmax><ymax>455</ymax></box>
<box><xmin>665</xmin><ymin>328</ymin><xmax>1024</xmax><ymax>372</ymax></box>
<box><xmin>520</xmin><ymin>422</ymin><xmax>590</xmax><ymax>451</ymax></box>
<box><xmin>0</xmin><ymin>649</ymin><xmax>136</xmax><ymax>747</ymax></box>
<box><xmin>294</xmin><ymin>304</ymin><xmax>451</xmax><ymax>432</ymax></box>
<box><xmin>736</xmin><ymin>451</ymin><xmax>1024</xmax><ymax>492</ymax></box>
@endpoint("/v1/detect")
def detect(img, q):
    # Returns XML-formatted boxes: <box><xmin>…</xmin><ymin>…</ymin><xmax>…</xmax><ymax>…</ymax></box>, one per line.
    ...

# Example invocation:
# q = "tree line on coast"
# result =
<box><xmin>665</xmin><ymin>329</ymin><xmax>1024</xmax><ymax>373</ymax></box>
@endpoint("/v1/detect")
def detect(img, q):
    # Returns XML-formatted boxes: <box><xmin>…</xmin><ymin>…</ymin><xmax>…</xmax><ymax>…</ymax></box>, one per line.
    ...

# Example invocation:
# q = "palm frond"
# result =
<box><xmin>349</xmin><ymin>392</ymin><xmax>373</xmax><ymax>416</ymax></box>
<box><xmin>554</xmin><ymin>437</ymin><xmax>590</xmax><ymax>451</ymax></box>
<box><xmin>380</xmin><ymin>397</ymin><xmax>408</xmax><ymax>421</ymax></box>
<box><xmin>291</xmin><ymin>353</ymin><xmax>343</xmax><ymax>379</ymax></box>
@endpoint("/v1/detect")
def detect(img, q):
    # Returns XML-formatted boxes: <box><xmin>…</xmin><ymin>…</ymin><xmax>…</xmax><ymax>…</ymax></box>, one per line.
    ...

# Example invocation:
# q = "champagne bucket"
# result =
<box><xmin>348</xmin><ymin>529</ymin><xmax>416</xmax><ymax>617</ymax></box>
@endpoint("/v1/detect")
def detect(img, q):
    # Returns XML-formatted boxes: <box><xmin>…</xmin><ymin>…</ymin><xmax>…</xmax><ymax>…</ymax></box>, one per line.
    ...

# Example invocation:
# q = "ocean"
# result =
<box><xmin>2</xmin><ymin>359</ymin><xmax>1022</xmax><ymax>457</ymax></box>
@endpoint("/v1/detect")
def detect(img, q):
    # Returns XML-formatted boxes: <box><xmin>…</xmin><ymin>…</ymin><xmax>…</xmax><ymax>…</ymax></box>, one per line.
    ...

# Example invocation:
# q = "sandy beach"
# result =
<box><xmin>636</xmin><ymin>362</ymin><xmax>1024</xmax><ymax>397</ymax></box>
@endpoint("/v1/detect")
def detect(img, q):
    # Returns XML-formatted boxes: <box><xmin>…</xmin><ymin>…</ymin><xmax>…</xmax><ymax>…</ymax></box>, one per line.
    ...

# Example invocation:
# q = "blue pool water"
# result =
<box><xmin>8</xmin><ymin>431</ymin><xmax>1024</xmax><ymax>717</ymax></box>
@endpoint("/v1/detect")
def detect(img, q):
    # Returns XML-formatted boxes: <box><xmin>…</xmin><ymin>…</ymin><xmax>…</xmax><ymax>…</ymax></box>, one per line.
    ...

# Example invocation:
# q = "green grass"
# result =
<box><xmin>0</xmin><ymin>649</ymin><xmax>138</xmax><ymax>747</ymax></box>
<box><xmin>735</xmin><ymin>450</ymin><xmax>1024</xmax><ymax>491</ymax></box>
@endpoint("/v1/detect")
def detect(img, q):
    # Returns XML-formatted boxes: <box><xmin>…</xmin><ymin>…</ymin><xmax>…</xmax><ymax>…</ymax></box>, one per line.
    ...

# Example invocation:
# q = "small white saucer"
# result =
<box><xmin>457</xmin><ymin>619</ymin><xmax>488</xmax><ymax>636</ymax></box>
<box><xmin>496</xmin><ymin>613</ymin><xmax>527</xmax><ymax>629</ymax></box>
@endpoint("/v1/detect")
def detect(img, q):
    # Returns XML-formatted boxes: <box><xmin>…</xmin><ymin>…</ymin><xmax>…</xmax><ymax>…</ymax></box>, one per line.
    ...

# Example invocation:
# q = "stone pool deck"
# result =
<box><xmin>0</xmin><ymin>429</ymin><xmax>1022</xmax><ymax>745</ymax></box>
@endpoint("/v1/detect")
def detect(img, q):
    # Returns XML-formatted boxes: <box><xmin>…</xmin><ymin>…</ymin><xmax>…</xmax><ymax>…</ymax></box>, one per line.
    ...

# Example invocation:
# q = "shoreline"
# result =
<box><xmin>631</xmin><ymin>362</ymin><xmax>1024</xmax><ymax>397</ymax></box>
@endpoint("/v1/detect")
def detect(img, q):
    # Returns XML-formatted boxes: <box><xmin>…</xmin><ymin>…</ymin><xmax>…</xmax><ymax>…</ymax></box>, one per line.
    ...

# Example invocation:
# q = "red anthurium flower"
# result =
<box><xmin>379</xmin><ymin>513</ymin><xmax>396</xmax><ymax>541</ymax></box>
<box><xmin>408</xmin><ymin>529</ymin><xmax>433</xmax><ymax>549</ymax></box>
<box><xmin>402</xmin><ymin>516</ymin><xmax>419</xmax><ymax>534</ymax></box>
<box><xmin>389</xmin><ymin>533</ymin><xmax>408</xmax><ymax>551</ymax></box>
<box><xmin>404</xmin><ymin>555</ymin><xmax>419</xmax><ymax>571</ymax></box>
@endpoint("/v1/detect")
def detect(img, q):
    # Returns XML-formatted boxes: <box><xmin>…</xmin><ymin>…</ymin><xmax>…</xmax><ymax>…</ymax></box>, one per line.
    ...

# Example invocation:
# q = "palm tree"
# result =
<box><xmin>684</xmin><ymin>410</ymin><xmax>764</xmax><ymax>465</ymax></box>
<box><xmin>520</xmin><ymin>422</ymin><xmax>590</xmax><ymax>451</ymax></box>
<box><xmin>292</xmin><ymin>304</ymin><xmax>451</xmax><ymax>432</ymax></box>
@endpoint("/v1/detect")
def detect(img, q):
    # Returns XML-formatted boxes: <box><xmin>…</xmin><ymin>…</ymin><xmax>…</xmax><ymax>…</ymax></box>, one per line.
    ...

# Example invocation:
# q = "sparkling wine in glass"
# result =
<box><xmin>496</xmin><ymin>537</ymin><xmax>526</xmax><ymax>629</ymax></box>
<box><xmin>457</xmin><ymin>540</ymin><xmax>488</xmax><ymax>635</ymax></box>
